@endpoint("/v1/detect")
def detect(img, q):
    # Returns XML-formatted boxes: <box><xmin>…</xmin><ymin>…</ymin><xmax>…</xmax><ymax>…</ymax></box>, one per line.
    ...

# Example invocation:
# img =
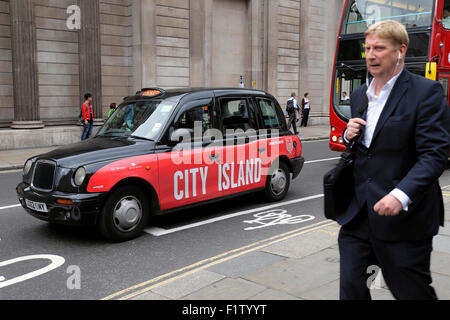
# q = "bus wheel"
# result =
<box><xmin>264</xmin><ymin>161</ymin><xmax>290</xmax><ymax>202</ymax></box>
<box><xmin>99</xmin><ymin>186</ymin><xmax>149</xmax><ymax>242</ymax></box>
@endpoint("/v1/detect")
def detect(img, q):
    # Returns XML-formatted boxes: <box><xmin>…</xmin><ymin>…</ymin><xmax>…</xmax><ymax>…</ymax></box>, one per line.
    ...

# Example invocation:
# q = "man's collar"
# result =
<box><xmin>367</xmin><ymin>68</ymin><xmax>404</xmax><ymax>96</ymax></box>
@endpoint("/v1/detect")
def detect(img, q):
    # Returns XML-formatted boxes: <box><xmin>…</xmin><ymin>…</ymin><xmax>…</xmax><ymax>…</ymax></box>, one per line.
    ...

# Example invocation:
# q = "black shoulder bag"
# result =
<box><xmin>323</xmin><ymin>91</ymin><xmax>368</xmax><ymax>221</ymax></box>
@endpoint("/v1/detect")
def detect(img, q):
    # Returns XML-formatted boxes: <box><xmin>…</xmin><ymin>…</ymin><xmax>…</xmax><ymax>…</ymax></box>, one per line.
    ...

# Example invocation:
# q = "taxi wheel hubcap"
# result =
<box><xmin>112</xmin><ymin>196</ymin><xmax>142</xmax><ymax>232</ymax></box>
<box><xmin>271</xmin><ymin>169</ymin><xmax>287</xmax><ymax>196</ymax></box>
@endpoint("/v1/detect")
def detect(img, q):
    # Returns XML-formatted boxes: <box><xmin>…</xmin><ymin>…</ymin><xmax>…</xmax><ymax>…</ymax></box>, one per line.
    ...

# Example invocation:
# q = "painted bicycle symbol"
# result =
<box><xmin>243</xmin><ymin>209</ymin><xmax>315</xmax><ymax>230</ymax></box>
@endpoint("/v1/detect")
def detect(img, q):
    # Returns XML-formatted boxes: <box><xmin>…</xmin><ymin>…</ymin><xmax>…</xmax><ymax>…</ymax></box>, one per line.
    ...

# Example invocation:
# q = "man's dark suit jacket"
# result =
<box><xmin>338</xmin><ymin>69</ymin><xmax>450</xmax><ymax>241</ymax></box>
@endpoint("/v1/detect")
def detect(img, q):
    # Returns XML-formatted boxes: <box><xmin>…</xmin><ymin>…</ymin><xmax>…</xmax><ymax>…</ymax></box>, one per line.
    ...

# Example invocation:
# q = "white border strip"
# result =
<box><xmin>144</xmin><ymin>194</ymin><xmax>324</xmax><ymax>236</ymax></box>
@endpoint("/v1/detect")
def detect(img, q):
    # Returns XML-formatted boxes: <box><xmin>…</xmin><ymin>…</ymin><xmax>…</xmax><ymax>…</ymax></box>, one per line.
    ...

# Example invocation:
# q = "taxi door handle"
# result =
<box><xmin>209</xmin><ymin>154</ymin><xmax>219</xmax><ymax>161</ymax></box>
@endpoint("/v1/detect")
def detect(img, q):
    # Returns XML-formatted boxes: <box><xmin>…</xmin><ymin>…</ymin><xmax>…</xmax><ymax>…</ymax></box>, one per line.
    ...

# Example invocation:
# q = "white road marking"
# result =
<box><xmin>243</xmin><ymin>209</ymin><xmax>315</xmax><ymax>230</ymax></box>
<box><xmin>0</xmin><ymin>254</ymin><xmax>65</xmax><ymax>289</ymax></box>
<box><xmin>305</xmin><ymin>157</ymin><xmax>340</xmax><ymax>164</ymax></box>
<box><xmin>0</xmin><ymin>169</ymin><xmax>22</xmax><ymax>174</ymax></box>
<box><xmin>0</xmin><ymin>204</ymin><xmax>21</xmax><ymax>211</ymax></box>
<box><xmin>144</xmin><ymin>194</ymin><xmax>324</xmax><ymax>236</ymax></box>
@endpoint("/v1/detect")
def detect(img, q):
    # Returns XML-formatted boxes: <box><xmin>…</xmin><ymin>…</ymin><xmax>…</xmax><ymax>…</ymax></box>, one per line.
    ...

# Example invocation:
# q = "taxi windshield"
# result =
<box><xmin>97</xmin><ymin>99</ymin><xmax>175</xmax><ymax>140</ymax></box>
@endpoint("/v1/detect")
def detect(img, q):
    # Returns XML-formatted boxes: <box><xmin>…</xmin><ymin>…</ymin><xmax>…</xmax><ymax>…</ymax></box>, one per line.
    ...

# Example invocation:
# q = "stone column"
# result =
<box><xmin>189</xmin><ymin>0</ymin><xmax>205</xmax><ymax>87</ymax></box>
<box><xmin>79</xmin><ymin>0</ymin><xmax>103</xmax><ymax>125</ymax></box>
<box><xmin>250</xmin><ymin>0</ymin><xmax>264</xmax><ymax>90</ymax></box>
<box><xmin>10</xmin><ymin>0</ymin><xmax>43</xmax><ymax>129</ymax></box>
<box><xmin>132</xmin><ymin>0</ymin><xmax>157</xmax><ymax>89</ymax></box>
<box><xmin>264</xmin><ymin>0</ymin><xmax>278</xmax><ymax>94</ymax></box>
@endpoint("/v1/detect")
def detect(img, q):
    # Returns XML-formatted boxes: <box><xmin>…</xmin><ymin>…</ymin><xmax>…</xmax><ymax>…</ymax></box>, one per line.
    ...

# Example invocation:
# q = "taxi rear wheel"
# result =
<box><xmin>99</xmin><ymin>186</ymin><xmax>149</xmax><ymax>242</ymax></box>
<box><xmin>264</xmin><ymin>161</ymin><xmax>290</xmax><ymax>202</ymax></box>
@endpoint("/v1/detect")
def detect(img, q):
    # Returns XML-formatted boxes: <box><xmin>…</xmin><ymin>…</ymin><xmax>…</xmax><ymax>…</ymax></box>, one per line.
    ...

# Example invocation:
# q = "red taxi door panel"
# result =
<box><xmin>157</xmin><ymin>101</ymin><xmax>221</xmax><ymax>211</ymax></box>
<box><xmin>216</xmin><ymin>97</ymin><xmax>266</xmax><ymax>196</ymax></box>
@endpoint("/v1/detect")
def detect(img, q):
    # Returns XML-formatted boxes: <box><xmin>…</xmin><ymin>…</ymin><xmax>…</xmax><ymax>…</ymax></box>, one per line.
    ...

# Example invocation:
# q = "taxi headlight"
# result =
<box><xmin>74</xmin><ymin>167</ymin><xmax>86</xmax><ymax>186</ymax></box>
<box><xmin>23</xmin><ymin>160</ymin><xmax>33</xmax><ymax>176</ymax></box>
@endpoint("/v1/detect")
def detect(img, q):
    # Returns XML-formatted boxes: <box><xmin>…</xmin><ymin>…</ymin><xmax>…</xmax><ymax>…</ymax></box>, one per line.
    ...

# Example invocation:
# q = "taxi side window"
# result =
<box><xmin>174</xmin><ymin>105</ymin><xmax>212</xmax><ymax>134</ymax></box>
<box><xmin>219</xmin><ymin>98</ymin><xmax>258</xmax><ymax>132</ymax></box>
<box><xmin>256</xmin><ymin>98</ymin><xmax>282</xmax><ymax>129</ymax></box>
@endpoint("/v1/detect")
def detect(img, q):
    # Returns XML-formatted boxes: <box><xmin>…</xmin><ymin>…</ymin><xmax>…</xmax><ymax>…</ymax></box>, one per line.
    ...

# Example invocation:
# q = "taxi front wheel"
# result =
<box><xmin>264</xmin><ymin>161</ymin><xmax>290</xmax><ymax>202</ymax></box>
<box><xmin>99</xmin><ymin>186</ymin><xmax>150</xmax><ymax>242</ymax></box>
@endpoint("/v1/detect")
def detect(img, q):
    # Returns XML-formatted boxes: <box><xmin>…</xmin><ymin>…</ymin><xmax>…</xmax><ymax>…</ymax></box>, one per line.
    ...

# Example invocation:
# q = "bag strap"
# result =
<box><xmin>346</xmin><ymin>85</ymin><xmax>369</xmax><ymax>152</ymax></box>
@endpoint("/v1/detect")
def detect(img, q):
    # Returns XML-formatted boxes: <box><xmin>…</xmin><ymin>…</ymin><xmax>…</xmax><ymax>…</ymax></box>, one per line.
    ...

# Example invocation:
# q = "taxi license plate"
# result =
<box><xmin>25</xmin><ymin>199</ymin><xmax>48</xmax><ymax>213</ymax></box>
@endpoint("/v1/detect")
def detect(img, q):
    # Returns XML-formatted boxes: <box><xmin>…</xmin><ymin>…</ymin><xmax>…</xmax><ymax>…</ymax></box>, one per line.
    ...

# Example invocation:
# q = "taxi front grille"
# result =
<box><xmin>31</xmin><ymin>160</ymin><xmax>56</xmax><ymax>192</ymax></box>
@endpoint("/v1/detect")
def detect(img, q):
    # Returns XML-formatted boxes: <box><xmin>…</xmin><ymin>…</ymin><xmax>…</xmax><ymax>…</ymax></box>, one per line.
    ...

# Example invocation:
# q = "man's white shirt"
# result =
<box><xmin>345</xmin><ymin>69</ymin><xmax>412</xmax><ymax>210</ymax></box>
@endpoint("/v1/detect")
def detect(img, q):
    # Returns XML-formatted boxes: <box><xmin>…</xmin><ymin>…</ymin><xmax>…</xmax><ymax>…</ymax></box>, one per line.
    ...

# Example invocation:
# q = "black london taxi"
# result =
<box><xmin>17</xmin><ymin>88</ymin><xmax>304</xmax><ymax>242</ymax></box>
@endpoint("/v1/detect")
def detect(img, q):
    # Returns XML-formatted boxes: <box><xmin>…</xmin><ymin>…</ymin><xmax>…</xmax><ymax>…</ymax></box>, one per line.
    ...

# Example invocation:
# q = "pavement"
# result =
<box><xmin>2</xmin><ymin>123</ymin><xmax>450</xmax><ymax>300</ymax></box>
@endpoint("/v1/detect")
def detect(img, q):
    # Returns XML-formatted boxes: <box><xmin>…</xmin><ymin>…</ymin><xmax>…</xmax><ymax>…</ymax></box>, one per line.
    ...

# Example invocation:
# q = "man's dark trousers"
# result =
<box><xmin>287</xmin><ymin>112</ymin><xmax>297</xmax><ymax>134</ymax></box>
<box><xmin>338</xmin><ymin>206</ymin><xmax>437</xmax><ymax>300</ymax></box>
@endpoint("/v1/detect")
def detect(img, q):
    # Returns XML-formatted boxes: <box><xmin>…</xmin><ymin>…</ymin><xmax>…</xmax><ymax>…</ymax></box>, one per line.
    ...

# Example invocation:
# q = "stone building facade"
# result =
<box><xmin>0</xmin><ymin>0</ymin><xmax>344</xmax><ymax>150</ymax></box>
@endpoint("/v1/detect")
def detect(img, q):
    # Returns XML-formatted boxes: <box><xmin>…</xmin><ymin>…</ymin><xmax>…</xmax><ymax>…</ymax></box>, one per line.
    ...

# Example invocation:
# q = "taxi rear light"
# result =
<box><xmin>56</xmin><ymin>199</ymin><xmax>73</xmax><ymax>205</ymax></box>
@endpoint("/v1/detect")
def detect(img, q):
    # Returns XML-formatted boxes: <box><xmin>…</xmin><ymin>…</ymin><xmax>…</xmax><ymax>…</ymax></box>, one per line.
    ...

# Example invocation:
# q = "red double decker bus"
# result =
<box><xmin>329</xmin><ymin>0</ymin><xmax>450</xmax><ymax>152</ymax></box>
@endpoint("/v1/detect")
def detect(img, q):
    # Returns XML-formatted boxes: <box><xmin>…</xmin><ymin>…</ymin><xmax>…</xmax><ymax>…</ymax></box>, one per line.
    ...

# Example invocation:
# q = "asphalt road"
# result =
<box><xmin>0</xmin><ymin>140</ymin><xmax>347</xmax><ymax>299</ymax></box>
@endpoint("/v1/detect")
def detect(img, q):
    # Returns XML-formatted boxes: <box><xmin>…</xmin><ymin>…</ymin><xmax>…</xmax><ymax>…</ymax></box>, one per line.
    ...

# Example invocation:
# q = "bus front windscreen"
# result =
<box><xmin>342</xmin><ymin>0</ymin><xmax>434</xmax><ymax>34</ymax></box>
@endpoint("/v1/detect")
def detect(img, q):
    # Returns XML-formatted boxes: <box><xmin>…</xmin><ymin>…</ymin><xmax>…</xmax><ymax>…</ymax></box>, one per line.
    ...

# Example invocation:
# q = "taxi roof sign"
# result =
<box><xmin>141</xmin><ymin>88</ymin><xmax>164</xmax><ymax>97</ymax></box>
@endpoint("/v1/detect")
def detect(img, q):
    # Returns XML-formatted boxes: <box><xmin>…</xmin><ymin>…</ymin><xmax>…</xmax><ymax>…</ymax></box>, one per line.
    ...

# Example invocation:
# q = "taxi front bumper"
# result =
<box><xmin>16</xmin><ymin>182</ymin><xmax>106</xmax><ymax>226</ymax></box>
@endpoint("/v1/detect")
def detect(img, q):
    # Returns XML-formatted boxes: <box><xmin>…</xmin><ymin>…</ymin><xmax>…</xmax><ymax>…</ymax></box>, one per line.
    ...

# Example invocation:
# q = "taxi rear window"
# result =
<box><xmin>256</xmin><ymin>98</ymin><xmax>283</xmax><ymax>129</ymax></box>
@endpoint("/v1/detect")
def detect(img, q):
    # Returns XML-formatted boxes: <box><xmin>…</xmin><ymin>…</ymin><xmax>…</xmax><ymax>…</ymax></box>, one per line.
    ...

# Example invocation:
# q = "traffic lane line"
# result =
<box><xmin>0</xmin><ymin>204</ymin><xmax>21</xmax><ymax>211</ymax></box>
<box><xmin>0</xmin><ymin>169</ymin><xmax>22</xmax><ymax>174</ymax></box>
<box><xmin>102</xmin><ymin>219</ymin><xmax>337</xmax><ymax>300</ymax></box>
<box><xmin>304</xmin><ymin>157</ymin><xmax>340</xmax><ymax>164</ymax></box>
<box><xmin>144</xmin><ymin>194</ymin><xmax>324</xmax><ymax>236</ymax></box>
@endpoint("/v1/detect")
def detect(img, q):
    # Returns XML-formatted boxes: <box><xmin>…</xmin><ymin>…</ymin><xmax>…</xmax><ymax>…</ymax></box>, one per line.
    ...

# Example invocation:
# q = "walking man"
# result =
<box><xmin>338</xmin><ymin>20</ymin><xmax>450</xmax><ymax>299</ymax></box>
<box><xmin>81</xmin><ymin>93</ymin><xmax>94</xmax><ymax>140</ymax></box>
<box><xmin>286</xmin><ymin>92</ymin><xmax>298</xmax><ymax>134</ymax></box>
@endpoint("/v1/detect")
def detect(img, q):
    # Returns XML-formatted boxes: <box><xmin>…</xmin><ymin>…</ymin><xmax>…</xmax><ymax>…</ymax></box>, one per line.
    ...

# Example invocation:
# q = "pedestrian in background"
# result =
<box><xmin>341</xmin><ymin>91</ymin><xmax>350</xmax><ymax>103</ymax></box>
<box><xmin>300</xmin><ymin>93</ymin><xmax>310</xmax><ymax>127</ymax></box>
<box><xmin>107</xmin><ymin>102</ymin><xmax>117</xmax><ymax>119</ymax></box>
<box><xmin>338</xmin><ymin>20</ymin><xmax>450</xmax><ymax>300</ymax></box>
<box><xmin>81</xmin><ymin>93</ymin><xmax>94</xmax><ymax>140</ymax></box>
<box><xmin>286</xmin><ymin>92</ymin><xmax>298</xmax><ymax>135</ymax></box>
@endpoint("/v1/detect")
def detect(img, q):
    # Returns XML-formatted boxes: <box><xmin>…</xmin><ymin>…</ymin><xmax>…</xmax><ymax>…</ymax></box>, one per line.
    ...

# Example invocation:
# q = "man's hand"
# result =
<box><xmin>84</xmin><ymin>119</ymin><xmax>88</xmax><ymax>125</ymax></box>
<box><xmin>346</xmin><ymin>118</ymin><xmax>367</xmax><ymax>141</ymax></box>
<box><xmin>373</xmin><ymin>194</ymin><xmax>403</xmax><ymax>216</ymax></box>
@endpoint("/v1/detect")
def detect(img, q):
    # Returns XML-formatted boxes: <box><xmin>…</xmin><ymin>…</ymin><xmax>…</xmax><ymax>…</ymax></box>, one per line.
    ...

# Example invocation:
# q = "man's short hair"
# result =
<box><xmin>291</xmin><ymin>92</ymin><xmax>296</xmax><ymax>97</ymax></box>
<box><xmin>84</xmin><ymin>93</ymin><xmax>92</xmax><ymax>100</ymax></box>
<box><xmin>364</xmin><ymin>19</ymin><xmax>409</xmax><ymax>48</ymax></box>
